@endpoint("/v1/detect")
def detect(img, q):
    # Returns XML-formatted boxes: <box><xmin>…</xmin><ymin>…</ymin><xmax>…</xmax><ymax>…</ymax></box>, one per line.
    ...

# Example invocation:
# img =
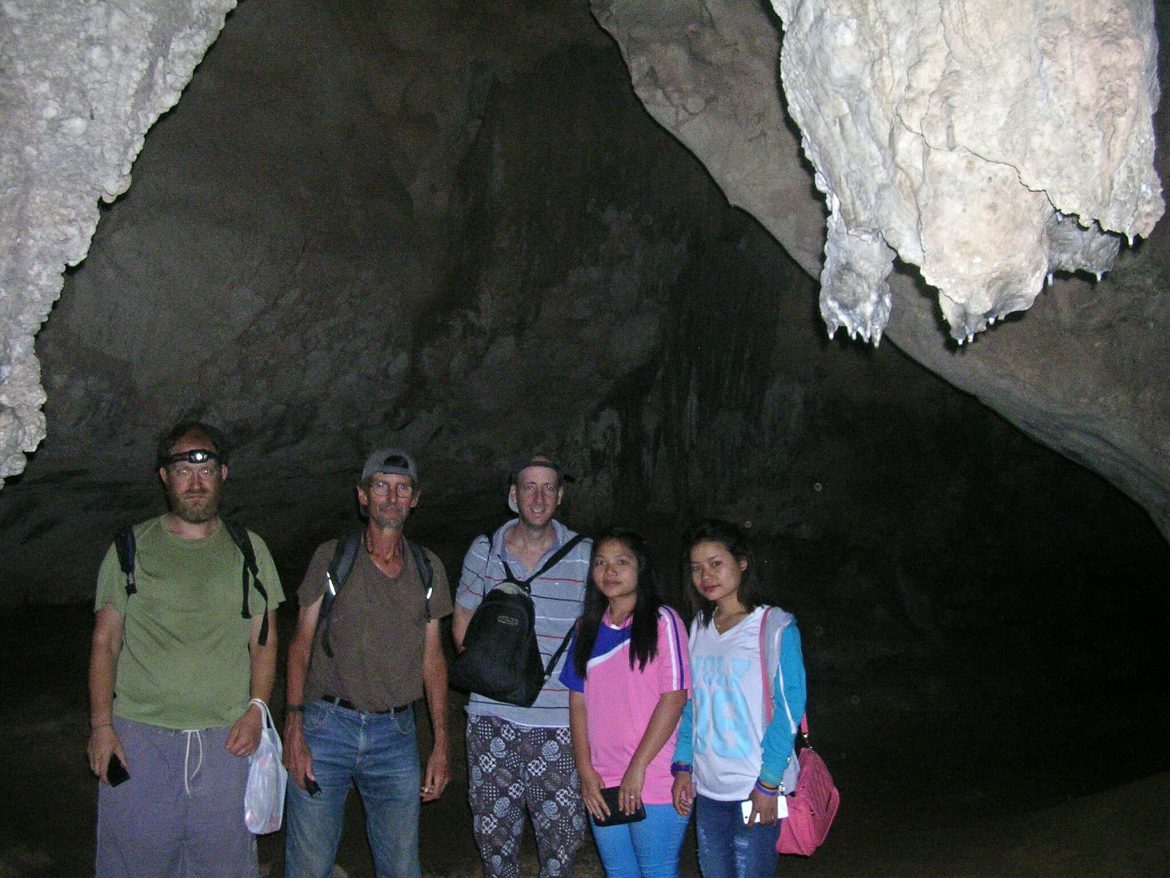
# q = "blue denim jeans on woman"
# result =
<box><xmin>590</xmin><ymin>803</ymin><xmax>690</xmax><ymax>878</ymax></box>
<box><xmin>284</xmin><ymin>700</ymin><xmax>420</xmax><ymax>878</ymax></box>
<box><xmin>694</xmin><ymin>795</ymin><xmax>780</xmax><ymax>878</ymax></box>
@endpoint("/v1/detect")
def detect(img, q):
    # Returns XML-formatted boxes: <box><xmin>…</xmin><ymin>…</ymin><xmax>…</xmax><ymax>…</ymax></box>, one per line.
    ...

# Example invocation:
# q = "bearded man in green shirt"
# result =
<box><xmin>86</xmin><ymin>421</ymin><xmax>285</xmax><ymax>878</ymax></box>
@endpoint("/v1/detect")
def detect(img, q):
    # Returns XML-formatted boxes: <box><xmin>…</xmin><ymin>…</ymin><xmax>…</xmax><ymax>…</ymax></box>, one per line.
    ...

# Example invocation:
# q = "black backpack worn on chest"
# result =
<box><xmin>315</xmin><ymin>531</ymin><xmax>434</xmax><ymax>658</ymax></box>
<box><xmin>114</xmin><ymin>520</ymin><xmax>271</xmax><ymax>646</ymax></box>
<box><xmin>450</xmin><ymin>533</ymin><xmax>585</xmax><ymax>708</ymax></box>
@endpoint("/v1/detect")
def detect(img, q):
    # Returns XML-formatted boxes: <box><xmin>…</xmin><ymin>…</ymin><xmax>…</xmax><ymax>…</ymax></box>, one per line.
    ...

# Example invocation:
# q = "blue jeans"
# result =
<box><xmin>694</xmin><ymin>795</ymin><xmax>780</xmax><ymax>878</ymax></box>
<box><xmin>590</xmin><ymin>803</ymin><xmax>690</xmax><ymax>878</ymax></box>
<box><xmin>284</xmin><ymin>700</ymin><xmax>420</xmax><ymax>878</ymax></box>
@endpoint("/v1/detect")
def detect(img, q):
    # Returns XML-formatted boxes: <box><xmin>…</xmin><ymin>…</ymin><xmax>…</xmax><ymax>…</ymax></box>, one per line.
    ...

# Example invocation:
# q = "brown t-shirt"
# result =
<box><xmin>298</xmin><ymin>536</ymin><xmax>452</xmax><ymax>712</ymax></box>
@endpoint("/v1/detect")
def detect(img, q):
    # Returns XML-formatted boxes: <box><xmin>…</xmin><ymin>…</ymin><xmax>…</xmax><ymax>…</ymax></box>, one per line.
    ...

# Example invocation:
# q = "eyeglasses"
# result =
<box><xmin>365</xmin><ymin>480</ymin><xmax>414</xmax><ymax>499</ymax></box>
<box><xmin>167</xmin><ymin>464</ymin><xmax>221</xmax><ymax>481</ymax></box>
<box><xmin>162</xmin><ymin>448</ymin><xmax>222</xmax><ymax>481</ymax></box>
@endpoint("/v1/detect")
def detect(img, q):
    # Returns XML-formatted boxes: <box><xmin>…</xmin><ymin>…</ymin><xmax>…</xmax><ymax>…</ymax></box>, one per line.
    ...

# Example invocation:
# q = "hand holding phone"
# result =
<box><xmin>106</xmin><ymin>754</ymin><xmax>129</xmax><ymax>787</ymax></box>
<box><xmin>741</xmin><ymin>793</ymin><xmax>789</xmax><ymax>826</ymax></box>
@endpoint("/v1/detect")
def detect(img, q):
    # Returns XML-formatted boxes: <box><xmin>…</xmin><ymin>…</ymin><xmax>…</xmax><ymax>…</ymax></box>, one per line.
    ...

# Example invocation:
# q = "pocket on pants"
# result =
<box><xmin>302</xmin><ymin>701</ymin><xmax>329</xmax><ymax>734</ymax></box>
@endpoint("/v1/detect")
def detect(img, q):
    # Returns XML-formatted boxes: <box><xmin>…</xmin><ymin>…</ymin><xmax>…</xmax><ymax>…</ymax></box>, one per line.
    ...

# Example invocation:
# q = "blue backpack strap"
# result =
<box><xmin>114</xmin><ymin>525</ymin><xmax>137</xmax><ymax>597</ymax></box>
<box><xmin>222</xmin><ymin>520</ymin><xmax>269</xmax><ymax>647</ymax></box>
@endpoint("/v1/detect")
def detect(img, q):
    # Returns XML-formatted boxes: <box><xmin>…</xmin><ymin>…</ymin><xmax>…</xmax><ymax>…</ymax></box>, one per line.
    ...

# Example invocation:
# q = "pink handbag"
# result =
<box><xmin>776</xmin><ymin>717</ymin><xmax>839</xmax><ymax>856</ymax></box>
<box><xmin>757</xmin><ymin>609</ymin><xmax>839</xmax><ymax>856</ymax></box>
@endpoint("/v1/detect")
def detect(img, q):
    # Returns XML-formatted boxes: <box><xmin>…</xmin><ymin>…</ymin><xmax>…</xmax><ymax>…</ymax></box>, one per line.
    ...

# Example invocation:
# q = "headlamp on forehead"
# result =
<box><xmin>161</xmin><ymin>448</ymin><xmax>221</xmax><ymax>467</ymax></box>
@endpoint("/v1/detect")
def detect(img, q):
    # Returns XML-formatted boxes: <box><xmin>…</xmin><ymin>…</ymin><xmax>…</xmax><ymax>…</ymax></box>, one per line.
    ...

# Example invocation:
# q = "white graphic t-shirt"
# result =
<box><xmin>689</xmin><ymin>607</ymin><xmax>766</xmax><ymax>800</ymax></box>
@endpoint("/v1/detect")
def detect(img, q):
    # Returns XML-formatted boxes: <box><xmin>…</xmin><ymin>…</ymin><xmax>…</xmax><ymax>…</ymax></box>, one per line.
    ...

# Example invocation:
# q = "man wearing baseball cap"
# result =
<box><xmin>283</xmin><ymin>448</ymin><xmax>453</xmax><ymax>878</ymax></box>
<box><xmin>453</xmin><ymin>454</ymin><xmax>593</xmax><ymax>878</ymax></box>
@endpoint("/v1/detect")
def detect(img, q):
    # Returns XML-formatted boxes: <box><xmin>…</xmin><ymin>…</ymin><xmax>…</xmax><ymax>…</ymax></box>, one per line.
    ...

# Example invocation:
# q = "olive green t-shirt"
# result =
<box><xmin>94</xmin><ymin>516</ymin><xmax>285</xmax><ymax>729</ymax></box>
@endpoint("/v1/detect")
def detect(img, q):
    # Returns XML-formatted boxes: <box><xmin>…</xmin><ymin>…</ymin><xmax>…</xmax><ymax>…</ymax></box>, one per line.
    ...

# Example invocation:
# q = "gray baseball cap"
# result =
<box><xmin>361</xmin><ymin>448</ymin><xmax>418</xmax><ymax>484</ymax></box>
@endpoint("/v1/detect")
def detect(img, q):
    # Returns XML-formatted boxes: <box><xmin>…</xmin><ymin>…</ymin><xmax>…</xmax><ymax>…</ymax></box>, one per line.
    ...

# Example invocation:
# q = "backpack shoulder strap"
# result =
<box><xmin>492</xmin><ymin>530</ymin><xmax>520</xmax><ymax>586</ymax></box>
<box><xmin>760</xmin><ymin>606</ymin><xmax>796</xmax><ymax>733</ymax></box>
<box><xmin>223</xmin><ymin>520</ymin><xmax>270</xmax><ymax>647</ymax></box>
<box><xmin>543</xmin><ymin>622</ymin><xmax>577</xmax><ymax>679</ymax></box>
<box><xmin>531</xmin><ymin>534</ymin><xmax>586</xmax><ymax>679</ymax></box>
<box><xmin>325</xmin><ymin>531</ymin><xmax>363</xmax><ymax>609</ymax></box>
<box><xmin>512</xmin><ymin>533</ymin><xmax>586</xmax><ymax>593</ymax></box>
<box><xmin>404</xmin><ymin>537</ymin><xmax>434</xmax><ymax>621</ymax></box>
<box><xmin>114</xmin><ymin>525</ymin><xmax>137</xmax><ymax>597</ymax></box>
<box><xmin>319</xmin><ymin>531</ymin><xmax>363</xmax><ymax>658</ymax></box>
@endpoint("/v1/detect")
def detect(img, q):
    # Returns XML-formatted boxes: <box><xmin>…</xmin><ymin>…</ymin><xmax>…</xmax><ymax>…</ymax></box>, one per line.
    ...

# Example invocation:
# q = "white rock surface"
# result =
<box><xmin>0</xmin><ymin>0</ymin><xmax>236</xmax><ymax>478</ymax></box>
<box><xmin>771</xmin><ymin>0</ymin><xmax>1163</xmax><ymax>342</ymax></box>
<box><xmin>592</xmin><ymin>0</ymin><xmax>1170</xmax><ymax>542</ymax></box>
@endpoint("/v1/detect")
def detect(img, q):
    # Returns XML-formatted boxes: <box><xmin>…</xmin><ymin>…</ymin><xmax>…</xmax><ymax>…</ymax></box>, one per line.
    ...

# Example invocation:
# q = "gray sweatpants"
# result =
<box><xmin>96</xmin><ymin>715</ymin><xmax>257</xmax><ymax>878</ymax></box>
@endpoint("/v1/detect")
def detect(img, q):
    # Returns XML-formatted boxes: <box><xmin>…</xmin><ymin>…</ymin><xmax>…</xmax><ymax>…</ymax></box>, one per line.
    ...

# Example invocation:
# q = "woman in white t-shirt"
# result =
<box><xmin>670</xmin><ymin>519</ymin><xmax>807</xmax><ymax>878</ymax></box>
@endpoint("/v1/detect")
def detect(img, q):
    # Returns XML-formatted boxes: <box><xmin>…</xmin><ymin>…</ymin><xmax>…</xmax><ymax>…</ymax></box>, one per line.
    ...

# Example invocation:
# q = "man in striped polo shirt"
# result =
<box><xmin>453</xmin><ymin>455</ymin><xmax>593</xmax><ymax>878</ymax></box>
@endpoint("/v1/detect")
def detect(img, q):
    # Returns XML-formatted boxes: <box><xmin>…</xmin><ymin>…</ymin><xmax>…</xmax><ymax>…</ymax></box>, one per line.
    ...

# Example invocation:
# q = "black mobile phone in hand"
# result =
<box><xmin>106</xmin><ymin>755</ymin><xmax>129</xmax><ymax>787</ymax></box>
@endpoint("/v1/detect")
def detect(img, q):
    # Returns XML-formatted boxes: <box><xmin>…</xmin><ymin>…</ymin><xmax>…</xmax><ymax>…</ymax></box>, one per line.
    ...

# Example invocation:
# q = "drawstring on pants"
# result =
<box><xmin>182</xmin><ymin>729</ymin><xmax>205</xmax><ymax>795</ymax></box>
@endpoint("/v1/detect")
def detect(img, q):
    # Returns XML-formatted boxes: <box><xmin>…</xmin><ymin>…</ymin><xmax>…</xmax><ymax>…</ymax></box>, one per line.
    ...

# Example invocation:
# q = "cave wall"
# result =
<box><xmin>3</xmin><ymin>0</ymin><xmax>734</xmax><ymax>599</ymax></box>
<box><xmin>592</xmin><ymin>0</ymin><xmax>1170</xmax><ymax>544</ymax></box>
<box><xmin>1</xmin><ymin>0</ymin><xmax>1168</xmax><ymax>608</ymax></box>
<box><xmin>0</xmin><ymin>0</ymin><xmax>238</xmax><ymax>479</ymax></box>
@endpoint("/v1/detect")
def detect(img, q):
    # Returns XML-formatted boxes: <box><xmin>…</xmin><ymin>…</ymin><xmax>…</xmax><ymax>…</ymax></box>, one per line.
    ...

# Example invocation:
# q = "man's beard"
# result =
<box><xmin>368</xmin><ymin>502</ymin><xmax>407</xmax><ymax>531</ymax></box>
<box><xmin>169</xmin><ymin>489</ymin><xmax>221</xmax><ymax>524</ymax></box>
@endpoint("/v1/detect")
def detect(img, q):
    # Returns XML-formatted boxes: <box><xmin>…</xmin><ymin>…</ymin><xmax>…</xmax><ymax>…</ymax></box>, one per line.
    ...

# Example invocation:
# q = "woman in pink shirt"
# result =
<box><xmin>560</xmin><ymin>527</ymin><xmax>691</xmax><ymax>878</ymax></box>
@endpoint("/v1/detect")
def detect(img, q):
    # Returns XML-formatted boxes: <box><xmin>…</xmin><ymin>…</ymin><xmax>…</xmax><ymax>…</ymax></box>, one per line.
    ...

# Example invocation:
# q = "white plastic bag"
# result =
<box><xmin>244</xmin><ymin>699</ymin><xmax>287</xmax><ymax>834</ymax></box>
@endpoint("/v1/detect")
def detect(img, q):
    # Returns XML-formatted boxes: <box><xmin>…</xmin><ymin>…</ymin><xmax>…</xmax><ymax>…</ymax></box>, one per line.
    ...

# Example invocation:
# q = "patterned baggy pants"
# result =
<box><xmin>465</xmin><ymin>715</ymin><xmax>587</xmax><ymax>878</ymax></box>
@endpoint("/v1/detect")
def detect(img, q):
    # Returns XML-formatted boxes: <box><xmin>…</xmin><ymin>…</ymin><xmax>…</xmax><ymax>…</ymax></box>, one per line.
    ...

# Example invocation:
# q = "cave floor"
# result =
<box><xmin>2</xmin><ymin>603</ymin><xmax>1167</xmax><ymax>878</ymax></box>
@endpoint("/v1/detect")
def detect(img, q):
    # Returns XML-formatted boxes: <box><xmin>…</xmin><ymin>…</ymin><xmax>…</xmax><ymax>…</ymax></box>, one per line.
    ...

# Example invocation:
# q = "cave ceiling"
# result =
<box><xmin>0</xmin><ymin>0</ymin><xmax>1167</xmax><ymax>603</ymax></box>
<box><xmin>592</xmin><ymin>0</ymin><xmax>1170</xmax><ymax>541</ymax></box>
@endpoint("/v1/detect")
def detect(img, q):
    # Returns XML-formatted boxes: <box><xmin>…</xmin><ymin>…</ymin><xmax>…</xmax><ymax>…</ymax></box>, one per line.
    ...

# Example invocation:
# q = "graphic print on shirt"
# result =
<box><xmin>693</xmin><ymin>655</ymin><xmax>754</xmax><ymax>759</ymax></box>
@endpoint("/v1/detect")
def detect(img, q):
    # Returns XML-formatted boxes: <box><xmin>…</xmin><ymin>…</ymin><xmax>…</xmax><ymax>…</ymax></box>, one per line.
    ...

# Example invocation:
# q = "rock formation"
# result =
<box><xmin>592</xmin><ymin>0</ymin><xmax>1170</xmax><ymax>540</ymax></box>
<box><xmin>0</xmin><ymin>0</ymin><xmax>238</xmax><ymax>479</ymax></box>
<box><xmin>775</xmin><ymin>0</ymin><xmax>1163</xmax><ymax>344</ymax></box>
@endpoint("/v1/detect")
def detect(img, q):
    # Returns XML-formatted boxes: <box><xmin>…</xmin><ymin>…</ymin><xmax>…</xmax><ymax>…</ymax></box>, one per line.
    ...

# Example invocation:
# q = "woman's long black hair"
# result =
<box><xmin>573</xmin><ymin>527</ymin><xmax>663</xmax><ymax>678</ymax></box>
<box><xmin>682</xmin><ymin>518</ymin><xmax>764</xmax><ymax>627</ymax></box>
